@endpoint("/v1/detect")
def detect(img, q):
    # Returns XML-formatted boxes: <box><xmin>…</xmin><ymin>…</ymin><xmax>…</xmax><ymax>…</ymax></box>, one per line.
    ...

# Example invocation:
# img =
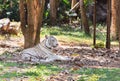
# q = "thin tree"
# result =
<box><xmin>19</xmin><ymin>0</ymin><xmax>45</xmax><ymax>48</ymax></box>
<box><xmin>93</xmin><ymin>0</ymin><xmax>96</xmax><ymax>47</ymax></box>
<box><xmin>79</xmin><ymin>0</ymin><xmax>90</xmax><ymax>34</ymax></box>
<box><xmin>106</xmin><ymin>0</ymin><xmax>111</xmax><ymax>49</ymax></box>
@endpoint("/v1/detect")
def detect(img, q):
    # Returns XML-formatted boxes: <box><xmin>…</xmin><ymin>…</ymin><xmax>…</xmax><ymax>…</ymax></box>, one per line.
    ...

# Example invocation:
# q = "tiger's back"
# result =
<box><xmin>20</xmin><ymin>35</ymin><xmax>59</xmax><ymax>62</ymax></box>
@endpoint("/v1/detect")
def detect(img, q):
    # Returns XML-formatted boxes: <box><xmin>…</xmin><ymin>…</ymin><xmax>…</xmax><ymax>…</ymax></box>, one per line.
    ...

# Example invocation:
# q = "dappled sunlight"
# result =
<box><xmin>0</xmin><ymin>26</ymin><xmax>119</xmax><ymax>81</ymax></box>
<box><xmin>0</xmin><ymin>0</ymin><xmax>119</xmax><ymax>80</ymax></box>
<box><xmin>0</xmin><ymin>62</ymin><xmax>63</xmax><ymax>81</ymax></box>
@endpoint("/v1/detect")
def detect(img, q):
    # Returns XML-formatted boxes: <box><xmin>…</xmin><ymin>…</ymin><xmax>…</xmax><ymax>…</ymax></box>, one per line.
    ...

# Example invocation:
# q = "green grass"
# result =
<box><xmin>72</xmin><ymin>68</ymin><xmax>120</xmax><ymax>81</ymax></box>
<box><xmin>0</xmin><ymin>61</ymin><xmax>120</xmax><ymax>81</ymax></box>
<box><xmin>41</xmin><ymin>26</ymin><xmax>117</xmax><ymax>46</ymax></box>
<box><xmin>0</xmin><ymin>62</ymin><xmax>63</xmax><ymax>81</ymax></box>
<box><xmin>41</xmin><ymin>27</ymin><xmax>97</xmax><ymax>45</ymax></box>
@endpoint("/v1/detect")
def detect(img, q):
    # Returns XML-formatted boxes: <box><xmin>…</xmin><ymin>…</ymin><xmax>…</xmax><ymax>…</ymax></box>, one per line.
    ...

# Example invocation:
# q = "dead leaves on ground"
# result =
<box><xmin>53</xmin><ymin>46</ymin><xmax>120</xmax><ymax>68</ymax></box>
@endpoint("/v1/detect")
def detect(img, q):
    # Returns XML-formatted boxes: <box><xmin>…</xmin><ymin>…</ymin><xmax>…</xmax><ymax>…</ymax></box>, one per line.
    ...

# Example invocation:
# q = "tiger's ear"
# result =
<box><xmin>45</xmin><ymin>35</ymin><xmax>48</xmax><ymax>39</ymax></box>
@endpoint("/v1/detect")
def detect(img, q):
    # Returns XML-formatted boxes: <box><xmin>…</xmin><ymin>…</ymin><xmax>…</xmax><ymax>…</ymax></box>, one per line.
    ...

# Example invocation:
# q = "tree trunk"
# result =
<box><xmin>111</xmin><ymin>0</ymin><xmax>120</xmax><ymax>51</ymax></box>
<box><xmin>19</xmin><ymin>0</ymin><xmax>45</xmax><ymax>48</ymax></box>
<box><xmin>106</xmin><ymin>0</ymin><xmax>111</xmax><ymax>49</ymax></box>
<box><xmin>111</xmin><ymin>0</ymin><xmax>117</xmax><ymax>40</ymax></box>
<box><xmin>79</xmin><ymin>0</ymin><xmax>90</xmax><ymax>34</ymax></box>
<box><xmin>50</xmin><ymin>0</ymin><xmax>59</xmax><ymax>25</ymax></box>
<box><xmin>116</xmin><ymin>1</ymin><xmax>120</xmax><ymax>51</ymax></box>
<box><xmin>93</xmin><ymin>0</ymin><xmax>96</xmax><ymax>47</ymax></box>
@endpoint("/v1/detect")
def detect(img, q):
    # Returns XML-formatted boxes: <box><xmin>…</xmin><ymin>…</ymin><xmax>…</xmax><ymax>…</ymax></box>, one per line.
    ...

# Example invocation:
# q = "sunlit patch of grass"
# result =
<box><xmin>71</xmin><ymin>68</ymin><xmax>120</xmax><ymax>81</ymax></box>
<box><xmin>41</xmin><ymin>26</ymin><xmax>93</xmax><ymax>45</ymax></box>
<box><xmin>0</xmin><ymin>35</ymin><xmax>6</xmax><ymax>40</ymax></box>
<box><xmin>0</xmin><ymin>61</ymin><xmax>28</xmax><ymax>67</ymax></box>
<box><xmin>22</xmin><ymin>64</ymin><xmax>63</xmax><ymax>80</ymax></box>
<box><xmin>111</xmin><ymin>41</ymin><xmax>119</xmax><ymax>46</ymax></box>
<box><xmin>0</xmin><ymin>72</ymin><xmax>22</xmax><ymax>78</ymax></box>
<box><xmin>41</xmin><ymin>26</ymin><xmax>119</xmax><ymax>46</ymax></box>
<box><xmin>41</xmin><ymin>26</ymin><xmax>105</xmax><ymax>46</ymax></box>
<box><xmin>0</xmin><ymin>61</ymin><xmax>63</xmax><ymax>81</ymax></box>
<box><xmin>56</xmin><ymin>35</ymin><xmax>93</xmax><ymax>45</ymax></box>
<box><xmin>0</xmin><ymin>61</ymin><xmax>120</xmax><ymax>81</ymax></box>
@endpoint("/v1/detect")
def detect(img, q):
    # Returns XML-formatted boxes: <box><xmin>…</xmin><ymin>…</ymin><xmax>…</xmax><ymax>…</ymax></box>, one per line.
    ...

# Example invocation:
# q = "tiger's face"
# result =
<box><xmin>45</xmin><ymin>35</ymin><xmax>59</xmax><ymax>49</ymax></box>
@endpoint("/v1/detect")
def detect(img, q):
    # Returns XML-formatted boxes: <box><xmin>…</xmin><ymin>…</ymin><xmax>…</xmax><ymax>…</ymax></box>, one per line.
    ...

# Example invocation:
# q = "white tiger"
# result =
<box><xmin>20</xmin><ymin>35</ymin><xmax>71</xmax><ymax>63</ymax></box>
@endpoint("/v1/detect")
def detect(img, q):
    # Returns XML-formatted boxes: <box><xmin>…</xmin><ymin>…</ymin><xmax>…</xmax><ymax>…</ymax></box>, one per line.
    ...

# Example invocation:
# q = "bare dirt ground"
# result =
<box><xmin>0</xmin><ymin>36</ymin><xmax>120</xmax><ymax>81</ymax></box>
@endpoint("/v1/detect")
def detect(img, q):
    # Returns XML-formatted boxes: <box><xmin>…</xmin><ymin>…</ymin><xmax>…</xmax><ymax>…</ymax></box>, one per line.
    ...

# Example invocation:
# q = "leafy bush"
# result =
<box><xmin>0</xmin><ymin>0</ymin><xmax>19</xmax><ymax>21</ymax></box>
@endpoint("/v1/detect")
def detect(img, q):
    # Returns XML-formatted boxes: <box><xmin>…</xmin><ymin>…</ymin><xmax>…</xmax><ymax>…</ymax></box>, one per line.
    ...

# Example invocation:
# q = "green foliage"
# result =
<box><xmin>43</xmin><ymin>0</ymin><xmax>70</xmax><ymax>24</ymax></box>
<box><xmin>84</xmin><ymin>0</ymin><xmax>93</xmax><ymax>7</ymax></box>
<box><xmin>0</xmin><ymin>0</ymin><xmax>19</xmax><ymax>21</ymax></box>
<box><xmin>63</xmin><ymin>0</ymin><xmax>69</xmax><ymax>5</ymax></box>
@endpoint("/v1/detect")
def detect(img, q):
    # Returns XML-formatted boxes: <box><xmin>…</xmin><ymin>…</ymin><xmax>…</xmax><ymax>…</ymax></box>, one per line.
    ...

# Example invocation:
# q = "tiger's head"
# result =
<box><xmin>43</xmin><ymin>35</ymin><xmax>59</xmax><ymax>49</ymax></box>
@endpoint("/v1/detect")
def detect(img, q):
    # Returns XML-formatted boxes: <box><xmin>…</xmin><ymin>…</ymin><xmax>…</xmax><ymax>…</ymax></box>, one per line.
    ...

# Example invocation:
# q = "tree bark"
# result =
<box><xmin>93</xmin><ymin>0</ymin><xmax>96</xmax><ymax>47</ymax></box>
<box><xmin>19</xmin><ymin>0</ymin><xmax>45</xmax><ymax>48</ymax></box>
<box><xmin>50</xmin><ymin>0</ymin><xmax>59</xmax><ymax>25</ymax></box>
<box><xmin>111</xmin><ymin>0</ymin><xmax>120</xmax><ymax>51</ymax></box>
<box><xmin>111</xmin><ymin>0</ymin><xmax>117</xmax><ymax>40</ymax></box>
<box><xmin>116</xmin><ymin>1</ymin><xmax>120</xmax><ymax>51</ymax></box>
<box><xmin>106</xmin><ymin>0</ymin><xmax>111</xmax><ymax>49</ymax></box>
<box><xmin>79</xmin><ymin>0</ymin><xmax>90</xmax><ymax>34</ymax></box>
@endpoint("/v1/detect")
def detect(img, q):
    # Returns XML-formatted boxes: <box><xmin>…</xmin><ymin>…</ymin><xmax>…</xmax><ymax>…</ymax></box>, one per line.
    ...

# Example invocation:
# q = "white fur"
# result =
<box><xmin>20</xmin><ymin>35</ymin><xmax>71</xmax><ymax>63</ymax></box>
